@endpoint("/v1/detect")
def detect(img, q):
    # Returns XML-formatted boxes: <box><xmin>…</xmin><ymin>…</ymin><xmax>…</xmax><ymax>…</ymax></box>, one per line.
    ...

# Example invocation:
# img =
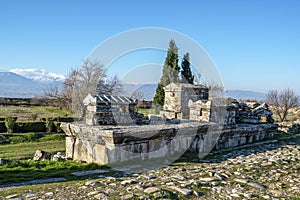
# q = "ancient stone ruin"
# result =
<box><xmin>61</xmin><ymin>83</ymin><xmax>278</xmax><ymax>168</ymax></box>
<box><xmin>160</xmin><ymin>83</ymin><xmax>209</xmax><ymax>119</ymax></box>
<box><xmin>83</xmin><ymin>94</ymin><xmax>144</xmax><ymax>125</ymax></box>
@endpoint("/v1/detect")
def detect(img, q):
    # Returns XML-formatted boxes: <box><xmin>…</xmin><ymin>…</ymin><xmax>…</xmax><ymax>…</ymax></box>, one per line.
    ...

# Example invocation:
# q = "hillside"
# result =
<box><xmin>0</xmin><ymin>69</ymin><xmax>65</xmax><ymax>98</ymax></box>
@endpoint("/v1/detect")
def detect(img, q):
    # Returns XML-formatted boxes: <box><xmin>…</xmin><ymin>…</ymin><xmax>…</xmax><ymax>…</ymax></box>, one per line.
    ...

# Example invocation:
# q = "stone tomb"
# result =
<box><xmin>160</xmin><ymin>83</ymin><xmax>209</xmax><ymax>119</ymax></box>
<box><xmin>61</xmin><ymin>122</ymin><xmax>278</xmax><ymax>165</ymax></box>
<box><xmin>83</xmin><ymin>94</ymin><xmax>144</xmax><ymax>125</ymax></box>
<box><xmin>61</xmin><ymin>83</ymin><xmax>278</xmax><ymax>166</ymax></box>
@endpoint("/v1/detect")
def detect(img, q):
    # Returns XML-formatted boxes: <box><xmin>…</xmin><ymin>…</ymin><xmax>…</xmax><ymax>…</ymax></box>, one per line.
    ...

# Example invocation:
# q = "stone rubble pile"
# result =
<box><xmin>288</xmin><ymin>123</ymin><xmax>300</xmax><ymax>133</ymax></box>
<box><xmin>236</xmin><ymin>102</ymin><xmax>274</xmax><ymax>124</ymax></box>
<box><xmin>279</xmin><ymin>120</ymin><xmax>300</xmax><ymax>132</ymax></box>
<box><xmin>32</xmin><ymin>150</ymin><xmax>66</xmax><ymax>162</ymax></box>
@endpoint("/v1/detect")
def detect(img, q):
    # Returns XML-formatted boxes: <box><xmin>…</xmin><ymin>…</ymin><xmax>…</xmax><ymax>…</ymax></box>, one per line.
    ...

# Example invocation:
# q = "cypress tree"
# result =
<box><xmin>180</xmin><ymin>52</ymin><xmax>194</xmax><ymax>84</ymax></box>
<box><xmin>153</xmin><ymin>40</ymin><xmax>180</xmax><ymax>107</ymax></box>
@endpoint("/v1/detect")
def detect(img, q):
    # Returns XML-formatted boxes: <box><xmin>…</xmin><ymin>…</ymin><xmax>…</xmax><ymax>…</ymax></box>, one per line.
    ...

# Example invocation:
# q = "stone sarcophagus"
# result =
<box><xmin>61</xmin><ymin>83</ymin><xmax>279</xmax><ymax>167</ymax></box>
<box><xmin>61</xmin><ymin>122</ymin><xmax>278</xmax><ymax>167</ymax></box>
<box><xmin>83</xmin><ymin>94</ymin><xmax>144</xmax><ymax>125</ymax></box>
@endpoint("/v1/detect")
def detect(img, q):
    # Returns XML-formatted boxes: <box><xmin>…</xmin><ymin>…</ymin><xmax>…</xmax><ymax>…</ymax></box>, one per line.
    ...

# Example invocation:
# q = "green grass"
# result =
<box><xmin>0</xmin><ymin>105</ymin><xmax>71</xmax><ymax>122</ymax></box>
<box><xmin>137</xmin><ymin>108</ymin><xmax>156</xmax><ymax>115</ymax></box>
<box><xmin>0</xmin><ymin>133</ymin><xmax>109</xmax><ymax>186</ymax></box>
<box><xmin>0</xmin><ymin>133</ymin><xmax>66</xmax><ymax>158</ymax></box>
<box><xmin>0</xmin><ymin>132</ymin><xmax>65</xmax><ymax>144</ymax></box>
<box><xmin>0</xmin><ymin>160</ymin><xmax>108</xmax><ymax>185</ymax></box>
<box><xmin>0</xmin><ymin>140</ymin><xmax>65</xmax><ymax>160</ymax></box>
<box><xmin>0</xmin><ymin>180</ymin><xmax>87</xmax><ymax>197</ymax></box>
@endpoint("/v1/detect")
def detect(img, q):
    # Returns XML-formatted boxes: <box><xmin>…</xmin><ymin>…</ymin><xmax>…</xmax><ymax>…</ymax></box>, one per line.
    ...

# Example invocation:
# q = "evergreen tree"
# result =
<box><xmin>180</xmin><ymin>53</ymin><xmax>194</xmax><ymax>84</ymax></box>
<box><xmin>153</xmin><ymin>83</ymin><xmax>165</xmax><ymax>107</ymax></box>
<box><xmin>153</xmin><ymin>40</ymin><xmax>180</xmax><ymax>107</ymax></box>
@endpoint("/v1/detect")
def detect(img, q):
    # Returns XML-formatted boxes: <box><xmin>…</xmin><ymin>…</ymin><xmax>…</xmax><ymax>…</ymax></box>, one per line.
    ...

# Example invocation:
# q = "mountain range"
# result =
<box><xmin>122</xmin><ymin>83</ymin><xmax>267</xmax><ymax>101</ymax></box>
<box><xmin>0</xmin><ymin>69</ymin><xmax>65</xmax><ymax>98</ymax></box>
<box><xmin>0</xmin><ymin>68</ymin><xmax>266</xmax><ymax>101</ymax></box>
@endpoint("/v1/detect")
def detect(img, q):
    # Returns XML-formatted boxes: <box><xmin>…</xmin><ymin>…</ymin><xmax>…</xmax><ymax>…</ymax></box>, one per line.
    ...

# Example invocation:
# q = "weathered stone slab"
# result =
<box><xmin>61</xmin><ymin>122</ymin><xmax>278</xmax><ymax>165</ymax></box>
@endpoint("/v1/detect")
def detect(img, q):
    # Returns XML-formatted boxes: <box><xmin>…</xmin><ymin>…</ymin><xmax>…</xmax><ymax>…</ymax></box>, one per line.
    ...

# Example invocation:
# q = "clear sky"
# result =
<box><xmin>0</xmin><ymin>0</ymin><xmax>299</xmax><ymax>94</ymax></box>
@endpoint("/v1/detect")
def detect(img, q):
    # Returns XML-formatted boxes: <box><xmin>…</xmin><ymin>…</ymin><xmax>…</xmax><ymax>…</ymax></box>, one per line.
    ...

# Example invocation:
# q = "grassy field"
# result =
<box><xmin>0</xmin><ymin>133</ymin><xmax>66</xmax><ymax>160</ymax></box>
<box><xmin>0</xmin><ymin>160</ymin><xmax>108</xmax><ymax>185</ymax></box>
<box><xmin>0</xmin><ymin>133</ymin><xmax>109</xmax><ymax>185</ymax></box>
<box><xmin>0</xmin><ymin>105</ymin><xmax>111</xmax><ymax>187</ymax></box>
<box><xmin>0</xmin><ymin>105</ymin><xmax>71</xmax><ymax>122</ymax></box>
<box><xmin>0</xmin><ymin>141</ymin><xmax>65</xmax><ymax>160</ymax></box>
<box><xmin>137</xmin><ymin>108</ymin><xmax>156</xmax><ymax>115</ymax></box>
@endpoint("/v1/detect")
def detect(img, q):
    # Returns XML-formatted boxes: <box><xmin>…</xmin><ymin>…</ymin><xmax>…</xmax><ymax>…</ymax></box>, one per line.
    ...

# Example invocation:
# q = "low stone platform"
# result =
<box><xmin>61</xmin><ymin>121</ymin><xmax>278</xmax><ymax>166</ymax></box>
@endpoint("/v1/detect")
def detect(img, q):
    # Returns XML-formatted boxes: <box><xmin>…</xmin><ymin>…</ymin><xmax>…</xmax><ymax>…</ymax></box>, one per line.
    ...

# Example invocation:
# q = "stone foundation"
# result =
<box><xmin>61</xmin><ymin>122</ymin><xmax>278</xmax><ymax>165</ymax></box>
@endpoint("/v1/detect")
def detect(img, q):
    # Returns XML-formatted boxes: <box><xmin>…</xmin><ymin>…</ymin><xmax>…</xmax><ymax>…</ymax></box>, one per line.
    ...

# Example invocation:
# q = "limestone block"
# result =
<box><xmin>33</xmin><ymin>150</ymin><xmax>51</xmax><ymax>161</ymax></box>
<box><xmin>86</xmin><ymin>141</ymin><xmax>94</xmax><ymax>163</ymax></box>
<box><xmin>160</xmin><ymin>111</ymin><xmax>177</xmax><ymax>119</ymax></box>
<box><xmin>52</xmin><ymin>152</ymin><xmax>66</xmax><ymax>161</ymax></box>
<box><xmin>73</xmin><ymin>139</ymin><xmax>86</xmax><ymax>162</ymax></box>
<box><xmin>93</xmin><ymin>144</ymin><xmax>108</xmax><ymax>165</ymax></box>
<box><xmin>65</xmin><ymin>137</ymin><xmax>75</xmax><ymax>159</ymax></box>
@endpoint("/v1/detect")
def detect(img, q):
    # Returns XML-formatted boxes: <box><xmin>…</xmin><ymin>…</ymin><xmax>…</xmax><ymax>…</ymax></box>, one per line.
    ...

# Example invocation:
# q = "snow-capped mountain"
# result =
<box><xmin>0</xmin><ymin>68</ymin><xmax>65</xmax><ymax>98</ymax></box>
<box><xmin>10</xmin><ymin>68</ymin><xmax>66</xmax><ymax>83</ymax></box>
<box><xmin>0</xmin><ymin>71</ymin><xmax>40</xmax><ymax>86</ymax></box>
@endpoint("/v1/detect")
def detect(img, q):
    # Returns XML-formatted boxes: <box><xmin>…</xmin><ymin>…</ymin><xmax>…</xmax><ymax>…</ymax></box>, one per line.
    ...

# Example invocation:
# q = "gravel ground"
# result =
<box><xmin>1</xmin><ymin>135</ymin><xmax>299</xmax><ymax>200</ymax></box>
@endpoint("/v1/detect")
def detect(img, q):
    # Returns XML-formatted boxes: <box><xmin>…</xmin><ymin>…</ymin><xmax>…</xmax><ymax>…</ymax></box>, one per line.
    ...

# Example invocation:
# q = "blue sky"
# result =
<box><xmin>0</xmin><ymin>0</ymin><xmax>299</xmax><ymax>94</ymax></box>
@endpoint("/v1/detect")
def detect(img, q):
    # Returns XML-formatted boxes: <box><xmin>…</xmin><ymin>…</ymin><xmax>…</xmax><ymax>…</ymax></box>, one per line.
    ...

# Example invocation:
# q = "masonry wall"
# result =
<box><xmin>61</xmin><ymin>122</ymin><xmax>278</xmax><ymax>165</ymax></box>
<box><xmin>162</xmin><ymin>83</ymin><xmax>209</xmax><ymax>120</ymax></box>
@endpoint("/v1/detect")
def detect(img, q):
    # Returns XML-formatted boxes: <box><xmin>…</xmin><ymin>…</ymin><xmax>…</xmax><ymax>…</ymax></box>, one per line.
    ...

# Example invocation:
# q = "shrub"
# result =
<box><xmin>16</xmin><ymin>122</ymin><xmax>46</xmax><ymax>133</ymax></box>
<box><xmin>0</xmin><ymin>122</ymin><xmax>7</xmax><ymax>133</ymax></box>
<box><xmin>1</xmin><ymin>133</ymin><xmax>63</xmax><ymax>144</ymax></box>
<box><xmin>0</xmin><ymin>134</ymin><xmax>9</xmax><ymax>144</ymax></box>
<box><xmin>154</xmin><ymin>105</ymin><xmax>163</xmax><ymax>114</ymax></box>
<box><xmin>9</xmin><ymin>135</ymin><xmax>27</xmax><ymax>143</ymax></box>
<box><xmin>28</xmin><ymin>114</ymin><xmax>38</xmax><ymax>121</ymax></box>
<box><xmin>45</xmin><ymin>118</ymin><xmax>55</xmax><ymax>132</ymax></box>
<box><xmin>56</xmin><ymin>117</ymin><xmax>74</xmax><ymax>122</ymax></box>
<box><xmin>54</xmin><ymin>122</ymin><xmax>63</xmax><ymax>133</ymax></box>
<box><xmin>40</xmin><ymin>117</ymin><xmax>75</xmax><ymax>123</ymax></box>
<box><xmin>5</xmin><ymin>117</ymin><xmax>17</xmax><ymax>133</ymax></box>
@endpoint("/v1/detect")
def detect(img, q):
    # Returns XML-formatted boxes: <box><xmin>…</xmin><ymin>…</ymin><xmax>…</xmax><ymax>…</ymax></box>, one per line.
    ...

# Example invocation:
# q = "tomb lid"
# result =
<box><xmin>164</xmin><ymin>83</ymin><xmax>208</xmax><ymax>91</ymax></box>
<box><xmin>83</xmin><ymin>93</ymin><xmax>137</xmax><ymax>105</ymax></box>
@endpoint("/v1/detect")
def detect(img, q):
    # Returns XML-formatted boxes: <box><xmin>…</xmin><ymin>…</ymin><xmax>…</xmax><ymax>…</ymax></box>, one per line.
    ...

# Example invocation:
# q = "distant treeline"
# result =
<box><xmin>137</xmin><ymin>100</ymin><xmax>152</xmax><ymax>109</ymax></box>
<box><xmin>0</xmin><ymin>97</ymin><xmax>61</xmax><ymax>107</ymax></box>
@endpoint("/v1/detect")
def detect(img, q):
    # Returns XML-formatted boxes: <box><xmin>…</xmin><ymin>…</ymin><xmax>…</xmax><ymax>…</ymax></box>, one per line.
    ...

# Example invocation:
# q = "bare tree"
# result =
<box><xmin>43</xmin><ymin>85</ymin><xmax>71</xmax><ymax>109</ymax></box>
<box><xmin>96</xmin><ymin>75</ymin><xmax>123</xmax><ymax>95</ymax></box>
<box><xmin>266</xmin><ymin>88</ymin><xmax>300</xmax><ymax>122</ymax></box>
<box><xmin>130</xmin><ymin>91</ymin><xmax>144</xmax><ymax>109</ymax></box>
<box><xmin>204</xmin><ymin>83</ymin><xmax>225</xmax><ymax>99</ymax></box>
<box><xmin>131</xmin><ymin>91</ymin><xmax>144</xmax><ymax>101</ymax></box>
<box><xmin>63</xmin><ymin>60</ymin><xmax>106</xmax><ymax>116</ymax></box>
<box><xmin>44</xmin><ymin>59</ymin><xmax>123</xmax><ymax>117</ymax></box>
